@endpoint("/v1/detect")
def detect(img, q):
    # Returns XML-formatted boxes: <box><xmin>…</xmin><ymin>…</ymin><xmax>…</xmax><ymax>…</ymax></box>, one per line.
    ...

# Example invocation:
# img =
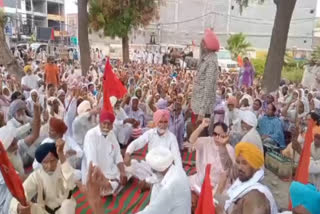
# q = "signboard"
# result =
<box><xmin>36</xmin><ymin>27</ymin><xmax>52</xmax><ymax>41</ymax></box>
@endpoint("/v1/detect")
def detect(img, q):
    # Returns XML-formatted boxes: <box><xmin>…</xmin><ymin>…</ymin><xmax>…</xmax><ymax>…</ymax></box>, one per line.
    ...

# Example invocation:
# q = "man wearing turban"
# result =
<box><xmin>33</xmin><ymin>117</ymin><xmax>83</xmax><ymax>171</ymax></box>
<box><xmin>185</xmin><ymin>28</ymin><xmax>220</xmax><ymax>120</ymax></box>
<box><xmin>289</xmin><ymin>181</ymin><xmax>320</xmax><ymax>214</ymax></box>
<box><xmin>124</xmin><ymin>109</ymin><xmax>182</xmax><ymax>172</ymax></box>
<box><xmin>215</xmin><ymin>142</ymin><xmax>278</xmax><ymax>214</ymax></box>
<box><xmin>81</xmin><ymin>110</ymin><xmax>128</xmax><ymax>196</ymax></box>
<box><xmin>21</xmin><ymin>65</ymin><xmax>40</xmax><ymax>99</ymax></box>
<box><xmin>10</xmin><ymin>139</ymin><xmax>77</xmax><ymax>214</ymax></box>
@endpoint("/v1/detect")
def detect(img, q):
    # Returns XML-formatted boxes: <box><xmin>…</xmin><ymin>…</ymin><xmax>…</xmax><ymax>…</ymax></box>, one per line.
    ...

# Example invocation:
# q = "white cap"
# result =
<box><xmin>146</xmin><ymin>147</ymin><xmax>174</xmax><ymax>172</ymax></box>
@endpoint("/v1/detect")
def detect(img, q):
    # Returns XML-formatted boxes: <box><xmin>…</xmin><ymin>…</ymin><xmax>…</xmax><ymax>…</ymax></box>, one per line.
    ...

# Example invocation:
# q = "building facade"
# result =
<box><xmin>2</xmin><ymin>0</ymin><xmax>65</xmax><ymax>40</ymax></box>
<box><xmin>131</xmin><ymin>0</ymin><xmax>318</xmax><ymax>50</ymax></box>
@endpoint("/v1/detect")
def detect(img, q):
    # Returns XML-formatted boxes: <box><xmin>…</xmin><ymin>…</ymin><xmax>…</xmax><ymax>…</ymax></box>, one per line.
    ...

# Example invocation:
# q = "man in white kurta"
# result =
<box><xmin>309</xmin><ymin>126</ymin><xmax>320</xmax><ymax>190</ymax></box>
<box><xmin>124</xmin><ymin>110</ymin><xmax>182</xmax><ymax>169</ymax></box>
<box><xmin>81</xmin><ymin>111</ymin><xmax>127</xmax><ymax>196</ymax></box>
<box><xmin>10</xmin><ymin>140</ymin><xmax>76</xmax><ymax>214</ymax></box>
<box><xmin>137</xmin><ymin>147</ymin><xmax>191</xmax><ymax>214</ymax></box>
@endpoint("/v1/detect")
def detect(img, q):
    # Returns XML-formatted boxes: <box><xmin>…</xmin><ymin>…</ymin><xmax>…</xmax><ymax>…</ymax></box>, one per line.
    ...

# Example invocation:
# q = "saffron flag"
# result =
<box><xmin>103</xmin><ymin>58</ymin><xmax>127</xmax><ymax>112</ymax></box>
<box><xmin>195</xmin><ymin>164</ymin><xmax>215</xmax><ymax>214</ymax></box>
<box><xmin>50</xmin><ymin>28</ymin><xmax>55</xmax><ymax>41</ymax></box>
<box><xmin>0</xmin><ymin>142</ymin><xmax>27</xmax><ymax>206</ymax></box>
<box><xmin>289</xmin><ymin>119</ymin><xmax>315</xmax><ymax>209</ymax></box>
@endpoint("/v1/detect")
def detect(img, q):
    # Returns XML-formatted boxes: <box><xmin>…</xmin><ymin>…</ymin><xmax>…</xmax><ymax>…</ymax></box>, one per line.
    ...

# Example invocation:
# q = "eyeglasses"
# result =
<box><xmin>213</xmin><ymin>132</ymin><xmax>222</xmax><ymax>137</ymax></box>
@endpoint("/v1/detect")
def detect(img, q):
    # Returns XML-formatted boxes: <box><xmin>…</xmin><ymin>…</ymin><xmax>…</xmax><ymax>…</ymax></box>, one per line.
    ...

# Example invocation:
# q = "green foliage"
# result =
<box><xmin>308</xmin><ymin>46</ymin><xmax>320</xmax><ymax>66</ymax></box>
<box><xmin>89</xmin><ymin>0</ymin><xmax>161</xmax><ymax>38</ymax></box>
<box><xmin>226</xmin><ymin>33</ymin><xmax>251</xmax><ymax>59</ymax></box>
<box><xmin>252</xmin><ymin>54</ymin><xmax>304</xmax><ymax>83</ymax></box>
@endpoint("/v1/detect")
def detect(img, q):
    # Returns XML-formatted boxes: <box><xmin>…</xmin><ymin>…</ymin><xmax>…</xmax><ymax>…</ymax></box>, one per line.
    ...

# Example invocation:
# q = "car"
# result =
<box><xmin>217</xmin><ymin>49</ymin><xmax>240</xmax><ymax>73</ymax></box>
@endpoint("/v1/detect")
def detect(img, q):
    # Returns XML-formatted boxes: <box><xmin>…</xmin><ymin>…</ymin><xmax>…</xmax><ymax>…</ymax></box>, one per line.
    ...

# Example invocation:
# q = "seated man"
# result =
<box><xmin>257</xmin><ymin>103</ymin><xmax>286</xmax><ymax>150</ymax></box>
<box><xmin>124</xmin><ymin>109</ymin><xmax>182</xmax><ymax>169</ymax></box>
<box><xmin>216</xmin><ymin>142</ymin><xmax>278</xmax><ymax>214</ymax></box>
<box><xmin>288</xmin><ymin>181</ymin><xmax>320</xmax><ymax>214</ymax></box>
<box><xmin>9</xmin><ymin>140</ymin><xmax>76</xmax><ymax>214</ymax></box>
<box><xmin>81</xmin><ymin>110</ymin><xmax>127</xmax><ymax>196</ymax></box>
<box><xmin>239</xmin><ymin>110</ymin><xmax>263</xmax><ymax>151</ymax></box>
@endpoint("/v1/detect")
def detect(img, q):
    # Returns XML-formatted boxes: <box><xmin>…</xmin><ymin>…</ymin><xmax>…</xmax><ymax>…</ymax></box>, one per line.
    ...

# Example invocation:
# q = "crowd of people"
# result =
<box><xmin>0</xmin><ymin>28</ymin><xmax>320</xmax><ymax>214</ymax></box>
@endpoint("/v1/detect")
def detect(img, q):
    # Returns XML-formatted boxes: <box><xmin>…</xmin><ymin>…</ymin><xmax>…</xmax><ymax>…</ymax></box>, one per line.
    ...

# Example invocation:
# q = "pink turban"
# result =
<box><xmin>204</xmin><ymin>28</ymin><xmax>220</xmax><ymax>51</ymax></box>
<box><xmin>153</xmin><ymin>110</ymin><xmax>170</xmax><ymax>125</ymax></box>
<box><xmin>227</xmin><ymin>96</ymin><xmax>237</xmax><ymax>106</ymax></box>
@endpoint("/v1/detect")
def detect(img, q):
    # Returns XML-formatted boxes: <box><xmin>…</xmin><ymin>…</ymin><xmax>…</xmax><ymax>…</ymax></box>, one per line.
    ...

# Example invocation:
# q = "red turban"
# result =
<box><xmin>153</xmin><ymin>110</ymin><xmax>170</xmax><ymax>125</ymax></box>
<box><xmin>49</xmin><ymin>117</ymin><xmax>68</xmax><ymax>136</ymax></box>
<box><xmin>100</xmin><ymin>110</ymin><xmax>115</xmax><ymax>123</ymax></box>
<box><xmin>204</xmin><ymin>28</ymin><xmax>220</xmax><ymax>51</ymax></box>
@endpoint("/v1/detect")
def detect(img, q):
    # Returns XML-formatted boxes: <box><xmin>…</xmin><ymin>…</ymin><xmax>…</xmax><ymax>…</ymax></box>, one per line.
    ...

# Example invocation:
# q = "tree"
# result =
<box><xmin>89</xmin><ymin>0</ymin><xmax>161</xmax><ymax>63</ymax></box>
<box><xmin>0</xmin><ymin>10</ymin><xmax>23</xmax><ymax>80</ymax></box>
<box><xmin>78</xmin><ymin>0</ymin><xmax>91</xmax><ymax>76</ymax></box>
<box><xmin>237</xmin><ymin>0</ymin><xmax>297</xmax><ymax>93</ymax></box>
<box><xmin>226</xmin><ymin>33</ymin><xmax>251</xmax><ymax>59</ymax></box>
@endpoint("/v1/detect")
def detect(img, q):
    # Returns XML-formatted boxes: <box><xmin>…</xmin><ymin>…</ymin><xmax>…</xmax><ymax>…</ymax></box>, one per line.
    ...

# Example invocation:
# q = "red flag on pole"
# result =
<box><xmin>288</xmin><ymin>119</ymin><xmax>315</xmax><ymax>209</ymax></box>
<box><xmin>102</xmin><ymin>58</ymin><xmax>127</xmax><ymax>112</ymax></box>
<box><xmin>195</xmin><ymin>164</ymin><xmax>215</xmax><ymax>214</ymax></box>
<box><xmin>50</xmin><ymin>28</ymin><xmax>55</xmax><ymax>41</ymax></box>
<box><xmin>0</xmin><ymin>142</ymin><xmax>27</xmax><ymax>206</ymax></box>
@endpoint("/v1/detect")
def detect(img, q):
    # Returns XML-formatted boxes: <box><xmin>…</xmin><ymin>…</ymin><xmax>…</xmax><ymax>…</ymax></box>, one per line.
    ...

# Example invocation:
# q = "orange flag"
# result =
<box><xmin>195</xmin><ymin>164</ymin><xmax>215</xmax><ymax>214</ymax></box>
<box><xmin>288</xmin><ymin>119</ymin><xmax>315</xmax><ymax>209</ymax></box>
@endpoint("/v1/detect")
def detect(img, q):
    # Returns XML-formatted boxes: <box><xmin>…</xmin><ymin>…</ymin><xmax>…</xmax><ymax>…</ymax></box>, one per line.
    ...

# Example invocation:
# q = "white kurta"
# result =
<box><xmin>9</xmin><ymin>161</ymin><xmax>76</xmax><ymax>214</ymax></box>
<box><xmin>81</xmin><ymin>126</ymin><xmax>123</xmax><ymax>184</ymax></box>
<box><xmin>137</xmin><ymin>165</ymin><xmax>191</xmax><ymax>214</ymax></box>
<box><xmin>309</xmin><ymin>144</ymin><xmax>320</xmax><ymax>190</ymax></box>
<box><xmin>126</xmin><ymin>129</ymin><xmax>182</xmax><ymax>168</ymax></box>
<box><xmin>21</xmin><ymin>75</ymin><xmax>39</xmax><ymax>98</ymax></box>
<box><xmin>72</xmin><ymin>113</ymin><xmax>97</xmax><ymax>148</ymax></box>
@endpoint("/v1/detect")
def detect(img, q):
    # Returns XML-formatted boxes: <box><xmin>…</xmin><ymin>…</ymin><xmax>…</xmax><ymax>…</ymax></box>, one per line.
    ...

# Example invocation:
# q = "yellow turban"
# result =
<box><xmin>313</xmin><ymin>126</ymin><xmax>320</xmax><ymax>137</ymax></box>
<box><xmin>235</xmin><ymin>142</ymin><xmax>264</xmax><ymax>169</ymax></box>
<box><xmin>24</xmin><ymin>65</ymin><xmax>32</xmax><ymax>73</ymax></box>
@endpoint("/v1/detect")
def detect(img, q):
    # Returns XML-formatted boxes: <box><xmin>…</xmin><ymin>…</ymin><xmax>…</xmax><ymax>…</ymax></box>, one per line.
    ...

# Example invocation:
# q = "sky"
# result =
<box><xmin>66</xmin><ymin>0</ymin><xmax>320</xmax><ymax>16</ymax></box>
<box><xmin>65</xmin><ymin>0</ymin><xmax>77</xmax><ymax>14</ymax></box>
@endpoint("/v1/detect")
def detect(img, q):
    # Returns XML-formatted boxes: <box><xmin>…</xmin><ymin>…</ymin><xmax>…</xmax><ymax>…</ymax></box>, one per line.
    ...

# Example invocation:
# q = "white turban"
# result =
<box><xmin>146</xmin><ymin>147</ymin><xmax>174</xmax><ymax>172</ymax></box>
<box><xmin>110</xmin><ymin>96</ymin><xmax>117</xmax><ymax>108</ymax></box>
<box><xmin>0</xmin><ymin>126</ymin><xmax>17</xmax><ymax>150</ymax></box>
<box><xmin>241</xmin><ymin>110</ymin><xmax>258</xmax><ymax>128</ymax></box>
<box><xmin>77</xmin><ymin>100</ymin><xmax>91</xmax><ymax>115</ymax></box>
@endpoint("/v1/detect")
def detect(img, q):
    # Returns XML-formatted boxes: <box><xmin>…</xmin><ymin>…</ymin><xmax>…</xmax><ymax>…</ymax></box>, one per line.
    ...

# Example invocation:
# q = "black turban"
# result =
<box><xmin>35</xmin><ymin>143</ymin><xmax>58</xmax><ymax>163</ymax></box>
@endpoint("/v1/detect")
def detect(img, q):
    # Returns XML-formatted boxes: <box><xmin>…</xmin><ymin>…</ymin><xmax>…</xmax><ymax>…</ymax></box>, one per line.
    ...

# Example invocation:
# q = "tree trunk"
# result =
<box><xmin>122</xmin><ymin>35</ymin><xmax>130</xmax><ymax>64</ymax></box>
<box><xmin>78</xmin><ymin>0</ymin><xmax>91</xmax><ymax>76</ymax></box>
<box><xmin>262</xmin><ymin>0</ymin><xmax>297</xmax><ymax>93</ymax></box>
<box><xmin>0</xmin><ymin>25</ymin><xmax>23</xmax><ymax>80</ymax></box>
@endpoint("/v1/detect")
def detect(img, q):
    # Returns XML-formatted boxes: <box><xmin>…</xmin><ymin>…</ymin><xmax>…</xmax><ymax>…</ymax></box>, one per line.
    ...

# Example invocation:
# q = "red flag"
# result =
<box><xmin>0</xmin><ymin>142</ymin><xmax>27</xmax><ymax>206</ymax></box>
<box><xmin>50</xmin><ymin>28</ymin><xmax>55</xmax><ymax>41</ymax></box>
<box><xmin>195</xmin><ymin>164</ymin><xmax>215</xmax><ymax>214</ymax></box>
<box><xmin>103</xmin><ymin>58</ymin><xmax>127</xmax><ymax>112</ymax></box>
<box><xmin>288</xmin><ymin>119</ymin><xmax>315</xmax><ymax>209</ymax></box>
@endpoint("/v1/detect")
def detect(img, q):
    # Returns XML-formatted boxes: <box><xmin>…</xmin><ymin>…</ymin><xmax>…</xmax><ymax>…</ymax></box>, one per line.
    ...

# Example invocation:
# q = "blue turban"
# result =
<box><xmin>35</xmin><ymin>143</ymin><xmax>58</xmax><ymax>163</ymax></box>
<box><xmin>290</xmin><ymin>181</ymin><xmax>320</xmax><ymax>214</ymax></box>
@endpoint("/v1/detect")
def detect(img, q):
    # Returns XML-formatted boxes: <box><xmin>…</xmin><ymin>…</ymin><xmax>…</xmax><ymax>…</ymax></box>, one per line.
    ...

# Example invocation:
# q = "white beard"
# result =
<box><xmin>8</xmin><ymin>152</ymin><xmax>24</xmax><ymax>175</ymax></box>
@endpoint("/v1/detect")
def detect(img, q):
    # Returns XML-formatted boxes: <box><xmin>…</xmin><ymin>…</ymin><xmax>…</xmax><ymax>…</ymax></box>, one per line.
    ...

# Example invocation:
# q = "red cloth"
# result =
<box><xmin>49</xmin><ymin>117</ymin><xmax>68</xmax><ymax>136</ymax></box>
<box><xmin>195</xmin><ymin>164</ymin><xmax>215</xmax><ymax>214</ymax></box>
<box><xmin>0</xmin><ymin>142</ymin><xmax>27</xmax><ymax>206</ymax></box>
<box><xmin>103</xmin><ymin>58</ymin><xmax>127</xmax><ymax>113</ymax></box>
<box><xmin>289</xmin><ymin>119</ymin><xmax>315</xmax><ymax>210</ymax></box>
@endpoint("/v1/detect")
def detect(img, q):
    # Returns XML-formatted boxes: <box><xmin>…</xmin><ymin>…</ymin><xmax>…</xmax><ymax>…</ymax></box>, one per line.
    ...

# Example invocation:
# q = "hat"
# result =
<box><xmin>24</xmin><ymin>65</ymin><xmax>32</xmax><ymax>73</ymax></box>
<box><xmin>100</xmin><ymin>110</ymin><xmax>115</xmax><ymax>123</ymax></box>
<box><xmin>146</xmin><ymin>147</ymin><xmax>174</xmax><ymax>172</ymax></box>
<box><xmin>203</xmin><ymin>28</ymin><xmax>220</xmax><ymax>51</ymax></box>
<box><xmin>77</xmin><ymin>100</ymin><xmax>91</xmax><ymax>115</ymax></box>
<box><xmin>49</xmin><ymin>117</ymin><xmax>68</xmax><ymax>136</ymax></box>
<box><xmin>35</xmin><ymin>143</ymin><xmax>58</xmax><ymax>163</ymax></box>
<box><xmin>0</xmin><ymin>126</ymin><xmax>17</xmax><ymax>150</ymax></box>
<box><xmin>241</xmin><ymin>110</ymin><xmax>258</xmax><ymax>127</ymax></box>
